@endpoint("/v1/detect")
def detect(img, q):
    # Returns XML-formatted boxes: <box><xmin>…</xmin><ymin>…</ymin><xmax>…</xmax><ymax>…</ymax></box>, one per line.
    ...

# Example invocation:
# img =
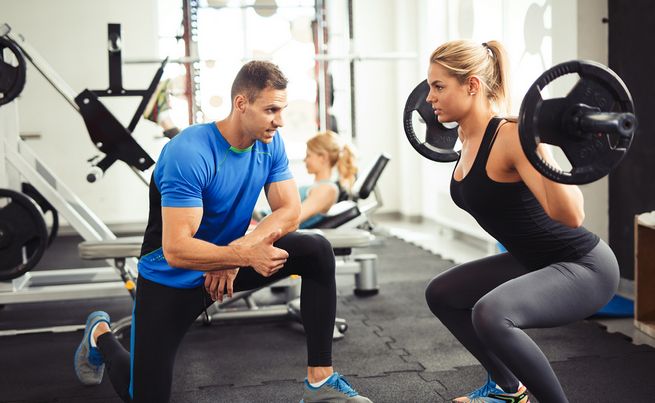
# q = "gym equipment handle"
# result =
<box><xmin>86</xmin><ymin>155</ymin><xmax>117</xmax><ymax>183</ymax></box>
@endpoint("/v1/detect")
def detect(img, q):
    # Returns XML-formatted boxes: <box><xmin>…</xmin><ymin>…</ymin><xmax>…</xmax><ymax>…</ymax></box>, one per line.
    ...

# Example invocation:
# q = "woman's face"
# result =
<box><xmin>304</xmin><ymin>149</ymin><xmax>327</xmax><ymax>174</ymax></box>
<box><xmin>425</xmin><ymin>63</ymin><xmax>471</xmax><ymax>123</ymax></box>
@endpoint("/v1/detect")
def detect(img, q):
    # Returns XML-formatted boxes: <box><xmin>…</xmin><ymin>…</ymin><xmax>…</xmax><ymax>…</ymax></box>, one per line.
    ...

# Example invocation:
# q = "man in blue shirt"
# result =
<box><xmin>74</xmin><ymin>61</ymin><xmax>372</xmax><ymax>403</ymax></box>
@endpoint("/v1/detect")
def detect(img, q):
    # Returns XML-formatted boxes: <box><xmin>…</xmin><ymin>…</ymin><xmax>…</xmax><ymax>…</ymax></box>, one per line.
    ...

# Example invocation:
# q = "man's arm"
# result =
<box><xmin>240</xmin><ymin>178</ymin><xmax>301</xmax><ymax>245</ymax></box>
<box><xmin>162</xmin><ymin>207</ymin><xmax>288</xmax><ymax>274</ymax></box>
<box><xmin>162</xmin><ymin>206</ymin><xmax>244</xmax><ymax>270</ymax></box>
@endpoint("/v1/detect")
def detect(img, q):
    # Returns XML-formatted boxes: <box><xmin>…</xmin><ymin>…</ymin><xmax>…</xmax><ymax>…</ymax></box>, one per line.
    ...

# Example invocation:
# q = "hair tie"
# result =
<box><xmin>482</xmin><ymin>42</ymin><xmax>493</xmax><ymax>57</ymax></box>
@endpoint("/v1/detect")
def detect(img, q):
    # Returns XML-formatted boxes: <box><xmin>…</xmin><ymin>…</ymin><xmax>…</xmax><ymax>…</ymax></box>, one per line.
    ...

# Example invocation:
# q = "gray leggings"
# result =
<box><xmin>425</xmin><ymin>240</ymin><xmax>619</xmax><ymax>403</ymax></box>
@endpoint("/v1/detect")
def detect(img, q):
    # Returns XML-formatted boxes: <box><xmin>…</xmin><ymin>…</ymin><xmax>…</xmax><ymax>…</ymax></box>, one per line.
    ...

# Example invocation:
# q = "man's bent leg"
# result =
<box><xmin>232</xmin><ymin>232</ymin><xmax>371</xmax><ymax>402</ymax></box>
<box><xmin>233</xmin><ymin>232</ymin><xmax>337</xmax><ymax>366</ymax></box>
<box><xmin>84</xmin><ymin>276</ymin><xmax>210</xmax><ymax>402</ymax></box>
<box><xmin>96</xmin><ymin>330</ymin><xmax>132</xmax><ymax>402</ymax></box>
<box><xmin>280</xmin><ymin>232</ymin><xmax>336</xmax><ymax>366</ymax></box>
<box><xmin>129</xmin><ymin>276</ymin><xmax>211</xmax><ymax>402</ymax></box>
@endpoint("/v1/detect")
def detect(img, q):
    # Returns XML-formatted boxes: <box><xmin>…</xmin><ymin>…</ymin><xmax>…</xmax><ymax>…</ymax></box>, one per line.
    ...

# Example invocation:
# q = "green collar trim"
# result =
<box><xmin>229</xmin><ymin>145</ymin><xmax>253</xmax><ymax>153</ymax></box>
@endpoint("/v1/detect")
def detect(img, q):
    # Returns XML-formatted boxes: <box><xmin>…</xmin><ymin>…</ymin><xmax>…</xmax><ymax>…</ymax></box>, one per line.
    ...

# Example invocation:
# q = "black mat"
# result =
<box><xmin>1</xmin><ymin>236</ymin><xmax>654</xmax><ymax>402</ymax></box>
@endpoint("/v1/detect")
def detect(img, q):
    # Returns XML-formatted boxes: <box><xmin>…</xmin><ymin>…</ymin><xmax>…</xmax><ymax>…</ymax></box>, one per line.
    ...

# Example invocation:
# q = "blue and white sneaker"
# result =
<box><xmin>74</xmin><ymin>311</ymin><xmax>110</xmax><ymax>386</ymax></box>
<box><xmin>301</xmin><ymin>372</ymin><xmax>372</xmax><ymax>402</ymax></box>
<box><xmin>452</xmin><ymin>374</ymin><xmax>529</xmax><ymax>402</ymax></box>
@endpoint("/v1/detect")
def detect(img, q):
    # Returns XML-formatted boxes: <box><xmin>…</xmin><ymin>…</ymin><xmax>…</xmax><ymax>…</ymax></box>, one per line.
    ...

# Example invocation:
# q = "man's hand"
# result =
<box><xmin>204</xmin><ymin>268</ymin><xmax>239</xmax><ymax>302</ymax></box>
<box><xmin>232</xmin><ymin>229</ymin><xmax>289</xmax><ymax>277</ymax></box>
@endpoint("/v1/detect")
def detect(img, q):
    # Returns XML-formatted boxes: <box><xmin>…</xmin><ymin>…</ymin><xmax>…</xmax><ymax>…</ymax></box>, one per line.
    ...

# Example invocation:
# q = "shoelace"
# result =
<box><xmin>331</xmin><ymin>373</ymin><xmax>358</xmax><ymax>397</ymax></box>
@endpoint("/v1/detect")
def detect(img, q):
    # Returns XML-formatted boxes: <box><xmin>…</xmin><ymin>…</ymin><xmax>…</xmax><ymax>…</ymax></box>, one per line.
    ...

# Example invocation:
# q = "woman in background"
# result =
<box><xmin>299</xmin><ymin>131</ymin><xmax>357</xmax><ymax>229</ymax></box>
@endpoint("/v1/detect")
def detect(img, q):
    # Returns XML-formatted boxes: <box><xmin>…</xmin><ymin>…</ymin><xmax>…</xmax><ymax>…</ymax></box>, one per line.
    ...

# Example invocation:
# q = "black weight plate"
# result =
<box><xmin>0</xmin><ymin>37</ymin><xmax>27</xmax><ymax>107</ymax></box>
<box><xmin>0</xmin><ymin>189</ymin><xmax>48</xmax><ymax>281</ymax></box>
<box><xmin>22</xmin><ymin>182</ymin><xmax>59</xmax><ymax>247</ymax></box>
<box><xmin>403</xmin><ymin>80</ymin><xmax>460</xmax><ymax>162</ymax></box>
<box><xmin>519</xmin><ymin>60</ymin><xmax>635</xmax><ymax>184</ymax></box>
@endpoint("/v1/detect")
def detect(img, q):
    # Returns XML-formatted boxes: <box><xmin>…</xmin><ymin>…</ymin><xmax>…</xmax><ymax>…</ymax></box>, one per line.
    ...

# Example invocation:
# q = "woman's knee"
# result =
<box><xmin>471</xmin><ymin>295</ymin><xmax>515</xmax><ymax>339</ymax></box>
<box><xmin>425</xmin><ymin>275</ymin><xmax>456</xmax><ymax>316</ymax></box>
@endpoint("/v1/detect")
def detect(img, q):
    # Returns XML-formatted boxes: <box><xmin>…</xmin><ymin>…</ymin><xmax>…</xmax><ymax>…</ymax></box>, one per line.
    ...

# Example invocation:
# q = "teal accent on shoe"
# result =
<box><xmin>301</xmin><ymin>372</ymin><xmax>372</xmax><ymax>402</ymax></box>
<box><xmin>74</xmin><ymin>311</ymin><xmax>111</xmax><ymax>386</ymax></box>
<box><xmin>460</xmin><ymin>374</ymin><xmax>529</xmax><ymax>402</ymax></box>
<box><xmin>324</xmin><ymin>372</ymin><xmax>358</xmax><ymax>397</ymax></box>
<box><xmin>468</xmin><ymin>374</ymin><xmax>502</xmax><ymax>398</ymax></box>
<box><xmin>87</xmin><ymin>344</ymin><xmax>104</xmax><ymax>366</ymax></box>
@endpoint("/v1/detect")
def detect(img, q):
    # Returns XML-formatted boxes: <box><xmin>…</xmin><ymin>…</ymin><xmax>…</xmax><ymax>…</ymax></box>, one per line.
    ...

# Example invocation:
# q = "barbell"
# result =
<box><xmin>403</xmin><ymin>60</ymin><xmax>637</xmax><ymax>185</ymax></box>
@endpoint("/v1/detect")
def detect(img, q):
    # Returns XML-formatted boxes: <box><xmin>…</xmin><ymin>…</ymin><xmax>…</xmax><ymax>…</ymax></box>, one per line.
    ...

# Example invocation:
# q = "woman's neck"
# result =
<box><xmin>457</xmin><ymin>105</ymin><xmax>496</xmax><ymax>143</ymax></box>
<box><xmin>314</xmin><ymin>167</ymin><xmax>332</xmax><ymax>182</ymax></box>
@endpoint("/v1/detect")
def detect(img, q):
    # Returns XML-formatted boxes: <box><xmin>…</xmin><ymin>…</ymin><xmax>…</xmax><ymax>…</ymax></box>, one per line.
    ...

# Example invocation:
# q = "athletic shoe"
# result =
<box><xmin>300</xmin><ymin>372</ymin><xmax>372</xmax><ymax>402</ymax></box>
<box><xmin>74</xmin><ymin>311</ymin><xmax>111</xmax><ymax>386</ymax></box>
<box><xmin>452</xmin><ymin>374</ymin><xmax>529</xmax><ymax>402</ymax></box>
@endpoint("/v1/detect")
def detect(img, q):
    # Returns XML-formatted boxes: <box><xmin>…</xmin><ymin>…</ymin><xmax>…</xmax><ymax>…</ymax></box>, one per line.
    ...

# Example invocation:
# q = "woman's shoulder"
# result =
<box><xmin>494</xmin><ymin>117</ymin><xmax>526</xmax><ymax>165</ymax></box>
<box><xmin>313</xmin><ymin>180</ymin><xmax>339</xmax><ymax>191</ymax></box>
<box><xmin>496</xmin><ymin>117</ymin><xmax>519</xmax><ymax>141</ymax></box>
<box><xmin>309</xmin><ymin>180</ymin><xmax>339</xmax><ymax>197</ymax></box>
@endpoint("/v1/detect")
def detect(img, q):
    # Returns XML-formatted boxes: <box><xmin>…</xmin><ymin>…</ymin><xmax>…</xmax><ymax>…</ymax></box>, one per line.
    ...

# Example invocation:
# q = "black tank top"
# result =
<box><xmin>450</xmin><ymin>117</ymin><xmax>599</xmax><ymax>270</ymax></box>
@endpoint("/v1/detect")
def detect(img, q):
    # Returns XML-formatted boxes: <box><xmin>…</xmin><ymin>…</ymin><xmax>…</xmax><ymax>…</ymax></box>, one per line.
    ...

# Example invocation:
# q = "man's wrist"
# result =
<box><xmin>230</xmin><ymin>244</ymin><xmax>250</xmax><ymax>267</ymax></box>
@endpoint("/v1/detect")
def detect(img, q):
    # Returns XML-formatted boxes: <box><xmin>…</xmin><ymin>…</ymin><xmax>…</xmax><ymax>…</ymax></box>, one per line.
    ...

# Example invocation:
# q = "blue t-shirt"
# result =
<box><xmin>138</xmin><ymin>122</ymin><xmax>293</xmax><ymax>288</ymax></box>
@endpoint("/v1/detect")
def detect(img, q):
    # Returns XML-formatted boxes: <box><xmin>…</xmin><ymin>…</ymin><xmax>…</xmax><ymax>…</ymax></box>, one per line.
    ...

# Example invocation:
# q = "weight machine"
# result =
<box><xmin>0</xmin><ymin>23</ymin><xmax>163</xmax><ymax>311</ymax></box>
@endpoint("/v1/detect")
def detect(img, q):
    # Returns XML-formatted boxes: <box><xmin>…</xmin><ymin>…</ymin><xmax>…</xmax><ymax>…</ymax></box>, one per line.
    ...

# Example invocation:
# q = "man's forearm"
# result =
<box><xmin>244</xmin><ymin>206</ymin><xmax>300</xmax><ymax>245</ymax></box>
<box><xmin>164</xmin><ymin>237</ymin><xmax>250</xmax><ymax>271</ymax></box>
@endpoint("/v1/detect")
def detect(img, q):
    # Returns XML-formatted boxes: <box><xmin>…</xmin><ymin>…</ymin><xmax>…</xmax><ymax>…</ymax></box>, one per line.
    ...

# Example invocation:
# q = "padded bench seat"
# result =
<box><xmin>79</xmin><ymin>229</ymin><xmax>374</xmax><ymax>260</ymax></box>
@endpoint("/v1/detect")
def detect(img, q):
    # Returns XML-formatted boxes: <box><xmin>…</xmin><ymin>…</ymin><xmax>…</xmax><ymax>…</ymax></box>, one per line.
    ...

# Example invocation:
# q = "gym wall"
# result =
<box><xmin>0</xmin><ymin>0</ymin><xmax>160</xmax><ymax>229</ymax></box>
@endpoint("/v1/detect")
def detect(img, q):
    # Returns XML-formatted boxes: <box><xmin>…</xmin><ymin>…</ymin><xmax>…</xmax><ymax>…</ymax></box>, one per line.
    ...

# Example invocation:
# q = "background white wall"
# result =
<box><xmin>0</xmin><ymin>0</ymin><xmax>610</xmax><ymax>240</ymax></box>
<box><xmin>0</xmin><ymin>0</ymin><xmax>160</xmax><ymax>229</ymax></box>
<box><xmin>348</xmin><ymin>0</ymin><xmax>610</xmax><ymax>242</ymax></box>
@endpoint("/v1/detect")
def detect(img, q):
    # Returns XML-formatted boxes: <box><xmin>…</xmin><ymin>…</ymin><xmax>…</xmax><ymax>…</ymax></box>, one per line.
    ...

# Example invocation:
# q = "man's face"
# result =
<box><xmin>242</xmin><ymin>87</ymin><xmax>288</xmax><ymax>144</ymax></box>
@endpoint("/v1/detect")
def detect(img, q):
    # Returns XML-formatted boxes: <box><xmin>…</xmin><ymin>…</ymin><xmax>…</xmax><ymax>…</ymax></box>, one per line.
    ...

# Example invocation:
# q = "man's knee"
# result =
<box><xmin>285</xmin><ymin>232</ymin><xmax>335</xmax><ymax>275</ymax></box>
<box><xmin>308</xmin><ymin>233</ymin><xmax>335</xmax><ymax>271</ymax></box>
<box><xmin>293</xmin><ymin>232</ymin><xmax>333</xmax><ymax>258</ymax></box>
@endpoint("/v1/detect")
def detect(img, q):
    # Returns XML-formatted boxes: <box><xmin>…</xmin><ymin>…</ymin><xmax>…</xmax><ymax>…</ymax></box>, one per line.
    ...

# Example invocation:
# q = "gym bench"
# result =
<box><xmin>78</xmin><ymin>228</ymin><xmax>379</xmax><ymax>338</ymax></box>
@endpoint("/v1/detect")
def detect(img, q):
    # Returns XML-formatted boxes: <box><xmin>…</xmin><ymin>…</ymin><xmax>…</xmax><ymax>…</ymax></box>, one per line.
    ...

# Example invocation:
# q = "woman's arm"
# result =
<box><xmin>298</xmin><ymin>183</ymin><xmax>338</xmax><ymax>223</ymax></box>
<box><xmin>502</xmin><ymin>123</ymin><xmax>585</xmax><ymax>228</ymax></box>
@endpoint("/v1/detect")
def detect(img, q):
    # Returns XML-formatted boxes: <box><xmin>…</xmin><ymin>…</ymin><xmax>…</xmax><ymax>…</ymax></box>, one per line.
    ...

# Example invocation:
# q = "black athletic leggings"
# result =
<box><xmin>425</xmin><ymin>240</ymin><xmax>619</xmax><ymax>403</ymax></box>
<box><xmin>96</xmin><ymin>231</ymin><xmax>336</xmax><ymax>403</ymax></box>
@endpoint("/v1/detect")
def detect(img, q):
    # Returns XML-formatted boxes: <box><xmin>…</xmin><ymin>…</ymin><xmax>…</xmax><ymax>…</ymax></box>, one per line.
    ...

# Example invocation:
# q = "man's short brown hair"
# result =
<box><xmin>231</xmin><ymin>60</ymin><xmax>288</xmax><ymax>103</ymax></box>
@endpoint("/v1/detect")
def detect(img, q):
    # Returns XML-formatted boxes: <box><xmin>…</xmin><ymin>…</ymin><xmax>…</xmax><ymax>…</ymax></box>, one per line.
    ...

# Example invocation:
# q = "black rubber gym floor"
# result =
<box><xmin>1</xmin><ymin>235</ymin><xmax>654</xmax><ymax>402</ymax></box>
